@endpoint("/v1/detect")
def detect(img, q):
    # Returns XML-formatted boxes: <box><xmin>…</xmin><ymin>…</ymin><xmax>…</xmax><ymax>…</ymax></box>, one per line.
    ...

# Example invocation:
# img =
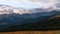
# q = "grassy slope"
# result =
<box><xmin>0</xmin><ymin>30</ymin><xmax>60</xmax><ymax>34</ymax></box>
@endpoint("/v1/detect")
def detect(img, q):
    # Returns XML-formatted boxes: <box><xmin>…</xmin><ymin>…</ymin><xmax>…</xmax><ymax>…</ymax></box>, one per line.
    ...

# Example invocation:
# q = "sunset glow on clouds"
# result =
<box><xmin>0</xmin><ymin>0</ymin><xmax>60</xmax><ymax>8</ymax></box>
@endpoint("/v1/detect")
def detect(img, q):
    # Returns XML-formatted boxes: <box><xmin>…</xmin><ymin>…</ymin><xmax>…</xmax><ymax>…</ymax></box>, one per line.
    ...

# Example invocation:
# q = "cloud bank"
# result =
<box><xmin>22</xmin><ymin>0</ymin><xmax>60</xmax><ymax>8</ymax></box>
<box><xmin>22</xmin><ymin>0</ymin><xmax>56</xmax><ymax>4</ymax></box>
<box><xmin>0</xmin><ymin>0</ymin><xmax>60</xmax><ymax>8</ymax></box>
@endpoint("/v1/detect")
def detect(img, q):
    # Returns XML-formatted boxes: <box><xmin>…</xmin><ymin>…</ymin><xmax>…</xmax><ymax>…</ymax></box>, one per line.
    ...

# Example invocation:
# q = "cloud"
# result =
<box><xmin>22</xmin><ymin>0</ymin><xmax>57</xmax><ymax>7</ymax></box>
<box><xmin>12</xmin><ymin>0</ymin><xmax>19</xmax><ymax>3</ymax></box>
<box><xmin>22</xmin><ymin>0</ymin><xmax>56</xmax><ymax>4</ymax></box>
<box><xmin>52</xmin><ymin>0</ymin><xmax>60</xmax><ymax>8</ymax></box>
<box><xmin>11</xmin><ymin>0</ymin><xmax>22</xmax><ymax>3</ymax></box>
<box><xmin>22</xmin><ymin>0</ymin><xmax>40</xmax><ymax>3</ymax></box>
<box><xmin>0</xmin><ymin>0</ymin><xmax>60</xmax><ymax>9</ymax></box>
<box><xmin>22</xmin><ymin>0</ymin><xmax>60</xmax><ymax>8</ymax></box>
<box><xmin>55</xmin><ymin>3</ymin><xmax>60</xmax><ymax>8</ymax></box>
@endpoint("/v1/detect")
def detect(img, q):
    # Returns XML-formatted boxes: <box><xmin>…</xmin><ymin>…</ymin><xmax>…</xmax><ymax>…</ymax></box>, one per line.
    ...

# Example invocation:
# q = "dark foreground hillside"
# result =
<box><xmin>0</xmin><ymin>10</ymin><xmax>60</xmax><ymax>32</ymax></box>
<box><xmin>0</xmin><ymin>15</ymin><xmax>60</xmax><ymax>32</ymax></box>
<box><xmin>10</xmin><ymin>16</ymin><xmax>60</xmax><ymax>31</ymax></box>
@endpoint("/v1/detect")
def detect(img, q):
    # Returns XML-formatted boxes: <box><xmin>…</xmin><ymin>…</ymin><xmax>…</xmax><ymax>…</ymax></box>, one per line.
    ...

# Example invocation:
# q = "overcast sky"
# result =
<box><xmin>0</xmin><ymin>0</ymin><xmax>60</xmax><ymax>8</ymax></box>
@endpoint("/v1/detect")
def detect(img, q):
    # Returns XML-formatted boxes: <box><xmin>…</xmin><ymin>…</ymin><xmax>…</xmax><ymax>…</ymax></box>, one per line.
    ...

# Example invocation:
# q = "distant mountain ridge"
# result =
<box><xmin>0</xmin><ymin>5</ymin><xmax>60</xmax><ymax>31</ymax></box>
<box><xmin>0</xmin><ymin>4</ymin><xmax>60</xmax><ymax>14</ymax></box>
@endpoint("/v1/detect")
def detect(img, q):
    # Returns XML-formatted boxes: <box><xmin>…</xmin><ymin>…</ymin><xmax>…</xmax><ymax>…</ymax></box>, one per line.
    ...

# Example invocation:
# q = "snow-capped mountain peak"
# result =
<box><xmin>0</xmin><ymin>5</ymin><xmax>13</xmax><ymax>14</ymax></box>
<box><xmin>0</xmin><ymin>4</ymin><xmax>60</xmax><ymax>14</ymax></box>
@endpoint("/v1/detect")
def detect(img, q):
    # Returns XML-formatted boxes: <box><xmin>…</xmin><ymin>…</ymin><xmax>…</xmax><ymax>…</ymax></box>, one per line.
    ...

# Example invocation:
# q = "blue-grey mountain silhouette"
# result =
<box><xmin>0</xmin><ymin>5</ymin><xmax>60</xmax><ymax>31</ymax></box>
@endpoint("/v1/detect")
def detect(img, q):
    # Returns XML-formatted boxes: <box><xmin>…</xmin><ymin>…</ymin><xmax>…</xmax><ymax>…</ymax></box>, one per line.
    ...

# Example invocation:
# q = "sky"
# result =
<box><xmin>0</xmin><ymin>0</ymin><xmax>60</xmax><ymax>8</ymax></box>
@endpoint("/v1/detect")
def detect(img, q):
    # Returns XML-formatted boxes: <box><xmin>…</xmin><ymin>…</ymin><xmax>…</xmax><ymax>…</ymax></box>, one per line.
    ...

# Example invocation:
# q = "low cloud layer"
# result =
<box><xmin>22</xmin><ymin>0</ymin><xmax>56</xmax><ymax>4</ymax></box>
<box><xmin>22</xmin><ymin>0</ymin><xmax>60</xmax><ymax>8</ymax></box>
<box><xmin>0</xmin><ymin>0</ymin><xmax>60</xmax><ymax>8</ymax></box>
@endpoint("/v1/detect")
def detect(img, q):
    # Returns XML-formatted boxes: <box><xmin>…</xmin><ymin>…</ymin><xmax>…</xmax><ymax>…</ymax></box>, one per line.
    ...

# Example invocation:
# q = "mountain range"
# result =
<box><xmin>0</xmin><ymin>4</ymin><xmax>60</xmax><ymax>14</ymax></box>
<box><xmin>0</xmin><ymin>5</ymin><xmax>60</xmax><ymax>31</ymax></box>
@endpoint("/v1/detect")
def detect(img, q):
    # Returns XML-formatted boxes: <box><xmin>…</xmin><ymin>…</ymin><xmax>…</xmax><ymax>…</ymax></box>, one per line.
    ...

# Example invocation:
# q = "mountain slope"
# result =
<box><xmin>0</xmin><ymin>5</ymin><xmax>60</xmax><ymax>31</ymax></box>
<box><xmin>0</xmin><ymin>10</ymin><xmax>59</xmax><ymax>31</ymax></box>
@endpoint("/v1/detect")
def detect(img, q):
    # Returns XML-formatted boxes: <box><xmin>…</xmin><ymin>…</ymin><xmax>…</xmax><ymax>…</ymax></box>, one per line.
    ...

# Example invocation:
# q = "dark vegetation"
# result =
<box><xmin>0</xmin><ymin>10</ymin><xmax>60</xmax><ymax>32</ymax></box>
